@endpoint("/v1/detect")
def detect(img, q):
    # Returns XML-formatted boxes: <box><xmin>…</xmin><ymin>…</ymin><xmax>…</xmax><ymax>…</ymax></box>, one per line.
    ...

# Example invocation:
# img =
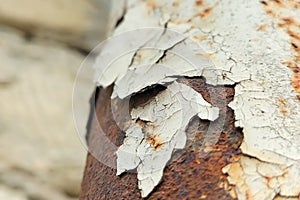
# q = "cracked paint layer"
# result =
<box><xmin>117</xmin><ymin>82</ymin><xmax>219</xmax><ymax>197</ymax></box>
<box><xmin>93</xmin><ymin>0</ymin><xmax>300</xmax><ymax>198</ymax></box>
<box><xmin>223</xmin><ymin>156</ymin><xmax>300</xmax><ymax>199</ymax></box>
<box><xmin>80</xmin><ymin>79</ymin><xmax>243</xmax><ymax>199</ymax></box>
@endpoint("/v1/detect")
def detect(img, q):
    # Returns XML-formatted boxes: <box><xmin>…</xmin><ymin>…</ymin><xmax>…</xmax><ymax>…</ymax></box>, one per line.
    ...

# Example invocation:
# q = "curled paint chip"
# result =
<box><xmin>116</xmin><ymin>82</ymin><xmax>219</xmax><ymax>197</ymax></box>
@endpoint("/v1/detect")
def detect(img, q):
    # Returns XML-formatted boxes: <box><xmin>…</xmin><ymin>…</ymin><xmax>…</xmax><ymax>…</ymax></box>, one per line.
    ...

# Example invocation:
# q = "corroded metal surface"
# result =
<box><xmin>82</xmin><ymin>0</ymin><xmax>300</xmax><ymax>198</ymax></box>
<box><xmin>80</xmin><ymin>78</ymin><xmax>243</xmax><ymax>199</ymax></box>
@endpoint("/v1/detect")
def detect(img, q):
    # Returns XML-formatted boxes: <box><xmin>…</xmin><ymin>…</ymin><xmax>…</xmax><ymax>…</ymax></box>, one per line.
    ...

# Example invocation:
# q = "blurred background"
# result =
<box><xmin>0</xmin><ymin>0</ymin><xmax>111</xmax><ymax>199</ymax></box>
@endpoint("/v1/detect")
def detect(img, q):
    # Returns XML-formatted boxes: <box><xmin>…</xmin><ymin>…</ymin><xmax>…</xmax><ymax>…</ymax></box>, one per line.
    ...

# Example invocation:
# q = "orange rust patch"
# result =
<box><xmin>282</xmin><ymin>61</ymin><xmax>300</xmax><ymax>93</ymax></box>
<box><xmin>195</xmin><ymin>2</ymin><xmax>219</xmax><ymax>19</ymax></box>
<box><xmin>147</xmin><ymin>0</ymin><xmax>159</xmax><ymax>14</ymax></box>
<box><xmin>282</xmin><ymin>61</ymin><xmax>299</xmax><ymax>73</ymax></box>
<box><xmin>281</xmin><ymin>17</ymin><xmax>296</xmax><ymax>26</ymax></box>
<box><xmin>272</xmin><ymin>0</ymin><xmax>300</xmax><ymax>9</ymax></box>
<box><xmin>193</xmin><ymin>35</ymin><xmax>200</xmax><ymax>42</ymax></box>
<box><xmin>257</xmin><ymin>23</ymin><xmax>268</xmax><ymax>31</ymax></box>
<box><xmin>265</xmin><ymin>9</ymin><xmax>276</xmax><ymax>17</ymax></box>
<box><xmin>270</xmin><ymin>0</ymin><xmax>283</xmax><ymax>6</ymax></box>
<box><xmin>186</xmin><ymin>3</ymin><xmax>219</xmax><ymax>23</ymax></box>
<box><xmin>264</xmin><ymin>176</ymin><xmax>272</xmax><ymax>184</ymax></box>
<box><xmin>287</xmin><ymin>30</ymin><xmax>300</xmax><ymax>45</ymax></box>
<box><xmin>197</xmin><ymin>7</ymin><xmax>213</xmax><ymax>18</ymax></box>
<box><xmin>277</xmin><ymin>98</ymin><xmax>290</xmax><ymax>116</ymax></box>
<box><xmin>147</xmin><ymin>134</ymin><xmax>163</xmax><ymax>150</ymax></box>
<box><xmin>193</xmin><ymin>35</ymin><xmax>208</xmax><ymax>41</ymax></box>
<box><xmin>203</xmin><ymin>7</ymin><xmax>212</xmax><ymax>15</ymax></box>
<box><xmin>292</xmin><ymin>72</ymin><xmax>300</xmax><ymax>92</ymax></box>
<box><xmin>195</xmin><ymin>0</ymin><xmax>204</xmax><ymax>6</ymax></box>
<box><xmin>287</xmin><ymin>0</ymin><xmax>300</xmax><ymax>9</ymax></box>
<box><xmin>245</xmin><ymin>190</ymin><xmax>254</xmax><ymax>200</ymax></box>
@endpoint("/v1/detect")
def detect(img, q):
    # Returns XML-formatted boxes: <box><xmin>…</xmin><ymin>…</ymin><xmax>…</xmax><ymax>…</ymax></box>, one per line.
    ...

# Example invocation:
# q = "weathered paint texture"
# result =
<box><xmin>93</xmin><ymin>0</ymin><xmax>300</xmax><ymax>199</ymax></box>
<box><xmin>261</xmin><ymin>0</ymin><xmax>300</xmax><ymax>97</ymax></box>
<box><xmin>117</xmin><ymin>82</ymin><xmax>219</xmax><ymax>197</ymax></box>
<box><xmin>80</xmin><ymin>78</ymin><xmax>243</xmax><ymax>200</ymax></box>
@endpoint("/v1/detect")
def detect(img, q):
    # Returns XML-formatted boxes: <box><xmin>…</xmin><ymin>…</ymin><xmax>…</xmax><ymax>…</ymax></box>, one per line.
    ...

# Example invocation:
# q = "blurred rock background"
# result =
<box><xmin>0</xmin><ymin>0</ymin><xmax>111</xmax><ymax>199</ymax></box>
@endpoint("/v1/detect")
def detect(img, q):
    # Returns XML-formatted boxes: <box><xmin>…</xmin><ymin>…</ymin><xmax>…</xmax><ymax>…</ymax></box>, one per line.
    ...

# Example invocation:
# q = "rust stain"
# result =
<box><xmin>283</xmin><ymin>61</ymin><xmax>300</xmax><ymax>93</ymax></box>
<box><xmin>265</xmin><ymin>9</ymin><xmax>276</xmax><ymax>17</ymax></box>
<box><xmin>281</xmin><ymin>0</ymin><xmax>300</xmax><ymax>9</ymax></box>
<box><xmin>287</xmin><ymin>29</ymin><xmax>300</xmax><ymax>41</ymax></box>
<box><xmin>197</xmin><ymin>7</ymin><xmax>213</xmax><ymax>18</ymax></box>
<box><xmin>146</xmin><ymin>0</ymin><xmax>159</xmax><ymax>15</ymax></box>
<box><xmin>245</xmin><ymin>190</ymin><xmax>254</xmax><ymax>200</ymax></box>
<box><xmin>135</xmin><ymin>118</ymin><xmax>164</xmax><ymax>150</ymax></box>
<box><xmin>264</xmin><ymin>176</ymin><xmax>273</xmax><ymax>185</ymax></box>
<box><xmin>287</xmin><ymin>0</ymin><xmax>300</xmax><ymax>9</ymax></box>
<box><xmin>257</xmin><ymin>23</ymin><xmax>268</xmax><ymax>31</ymax></box>
<box><xmin>147</xmin><ymin>134</ymin><xmax>164</xmax><ymax>150</ymax></box>
<box><xmin>193</xmin><ymin>35</ymin><xmax>200</xmax><ymax>42</ymax></box>
<box><xmin>292</xmin><ymin>72</ymin><xmax>300</xmax><ymax>93</ymax></box>
<box><xmin>190</xmin><ymin>2</ymin><xmax>219</xmax><ymax>19</ymax></box>
<box><xmin>195</xmin><ymin>0</ymin><xmax>204</xmax><ymax>6</ymax></box>
<box><xmin>280</xmin><ymin>17</ymin><xmax>296</xmax><ymax>26</ymax></box>
<box><xmin>193</xmin><ymin>35</ymin><xmax>208</xmax><ymax>42</ymax></box>
<box><xmin>262</xmin><ymin>0</ymin><xmax>300</xmax><ymax>98</ymax></box>
<box><xmin>270</xmin><ymin>0</ymin><xmax>283</xmax><ymax>6</ymax></box>
<box><xmin>277</xmin><ymin>98</ymin><xmax>290</xmax><ymax>116</ymax></box>
<box><xmin>203</xmin><ymin>7</ymin><xmax>213</xmax><ymax>15</ymax></box>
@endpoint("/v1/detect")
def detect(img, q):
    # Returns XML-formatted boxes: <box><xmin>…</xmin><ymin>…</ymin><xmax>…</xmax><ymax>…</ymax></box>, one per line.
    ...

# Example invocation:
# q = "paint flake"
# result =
<box><xmin>116</xmin><ymin>82</ymin><xmax>219</xmax><ymax>197</ymax></box>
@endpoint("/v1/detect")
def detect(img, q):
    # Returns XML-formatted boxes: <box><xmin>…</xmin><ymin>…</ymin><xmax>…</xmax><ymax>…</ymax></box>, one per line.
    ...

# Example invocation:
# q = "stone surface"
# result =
<box><xmin>0</xmin><ymin>26</ymin><xmax>90</xmax><ymax>200</ymax></box>
<box><xmin>0</xmin><ymin>0</ymin><xmax>111</xmax><ymax>50</ymax></box>
<box><xmin>0</xmin><ymin>186</ymin><xmax>27</xmax><ymax>200</ymax></box>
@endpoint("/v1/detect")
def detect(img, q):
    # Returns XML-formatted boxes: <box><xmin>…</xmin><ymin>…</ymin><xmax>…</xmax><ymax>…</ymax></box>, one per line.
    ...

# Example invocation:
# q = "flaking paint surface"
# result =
<box><xmin>117</xmin><ymin>82</ymin><xmax>219</xmax><ymax>197</ymax></box>
<box><xmin>93</xmin><ymin>0</ymin><xmax>300</xmax><ymax>198</ymax></box>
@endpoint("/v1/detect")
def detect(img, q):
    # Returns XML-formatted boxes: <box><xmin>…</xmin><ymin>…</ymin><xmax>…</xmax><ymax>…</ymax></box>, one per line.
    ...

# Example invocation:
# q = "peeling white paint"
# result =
<box><xmin>112</xmin><ymin>63</ymin><xmax>177</xmax><ymax>99</ymax></box>
<box><xmin>117</xmin><ymin>82</ymin><xmax>219</xmax><ymax>197</ymax></box>
<box><xmin>94</xmin><ymin>0</ymin><xmax>300</xmax><ymax>198</ymax></box>
<box><xmin>223</xmin><ymin>156</ymin><xmax>300</xmax><ymax>200</ymax></box>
